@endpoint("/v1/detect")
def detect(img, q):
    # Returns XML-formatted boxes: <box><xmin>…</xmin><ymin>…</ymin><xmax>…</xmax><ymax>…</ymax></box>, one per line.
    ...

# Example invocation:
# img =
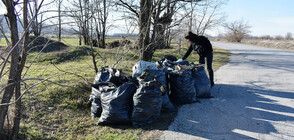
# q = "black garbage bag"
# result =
<box><xmin>139</xmin><ymin>70</ymin><xmax>167</xmax><ymax>93</ymax></box>
<box><xmin>93</xmin><ymin>67</ymin><xmax>116</xmax><ymax>83</ymax></box>
<box><xmin>89</xmin><ymin>82</ymin><xmax>116</xmax><ymax>118</ymax></box>
<box><xmin>94</xmin><ymin>67</ymin><xmax>128</xmax><ymax>87</ymax></box>
<box><xmin>132</xmin><ymin>80</ymin><xmax>163</xmax><ymax>127</ymax></box>
<box><xmin>161</xmin><ymin>94</ymin><xmax>176</xmax><ymax>112</ymax></box>
<box><xmin>156</xmin><ymin>55</ymin><xmax>177</xmax><ymax>69</ymax></box>
<box><xmin>157</xmin><ymin>58</ymin><xmax>190</xmax><ymax>70</ymax></box>
<box><xmin>97</xmin><ymin>82</ymin><xmax>137</xmax><ymax>125</ymax></box>
<box><xmin>169</xmin><ymin>70</ymin><xmax>197</xmax><ymax>105</ymax></box>
<box><xmin>192</xmin><ymin>67</ymin><xmax>211</xmax><ymax>98</ymax></box>
<box><xmin>138</xmin><ymin>70</ymin><xmax>175</xmax><ymax>112</ymax></box>
<box><xmin>91</xmin><ymin>97</ymin><xmax>102</xmax><ymax>118</ymax></box>
<box><xmin>160</xmin><ymin>55</ymin><xmax>178</xmax><ymax>62</ymax></box>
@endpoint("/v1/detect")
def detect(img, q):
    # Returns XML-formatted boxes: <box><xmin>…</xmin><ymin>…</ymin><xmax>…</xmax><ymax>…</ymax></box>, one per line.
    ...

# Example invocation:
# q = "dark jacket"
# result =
<box><xmin>182</xmin><ymin>36</ymin><xmax>213</xmax><ymax>60</ymax></box>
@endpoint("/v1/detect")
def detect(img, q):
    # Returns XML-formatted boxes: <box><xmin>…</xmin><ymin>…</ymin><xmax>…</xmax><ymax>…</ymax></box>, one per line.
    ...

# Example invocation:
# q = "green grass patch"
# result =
<box><xmin>18</xmin><ymin>42</ymin><xmax>230</xmax><ymax>139</ymax></box>
<box><xmin>0</xmin><ymin>37</ymin><xmax>9</xmax><ymax>46</ymax></box>
<box><xmin>212</xmin><ymin>47</ymin><xmax>231</xmax><ymax>71</ymax></box>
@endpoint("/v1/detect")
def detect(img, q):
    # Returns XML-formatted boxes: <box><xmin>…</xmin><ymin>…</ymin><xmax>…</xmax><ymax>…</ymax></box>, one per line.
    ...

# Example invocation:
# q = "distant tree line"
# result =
<box><xmin>246</xmin><ymin>32</ymin><xmax>293</xmax><ymax>40</ymax></box>
<box><xmin>217</xmin><ymin>32</ymin><xmax>294</xmax><ymax>41</ymax></box>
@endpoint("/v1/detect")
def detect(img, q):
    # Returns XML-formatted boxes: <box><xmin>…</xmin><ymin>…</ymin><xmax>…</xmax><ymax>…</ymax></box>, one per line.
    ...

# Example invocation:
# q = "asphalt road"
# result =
<box><xmin>160</xmin><ymin>42</ymin><xmax>294</xmax><ymax>140</ymax></box>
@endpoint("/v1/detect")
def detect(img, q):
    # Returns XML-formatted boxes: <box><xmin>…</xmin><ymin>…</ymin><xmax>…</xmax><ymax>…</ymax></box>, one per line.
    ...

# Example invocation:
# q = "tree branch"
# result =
<box><xmin>117</xmin><ymin>0</ymin><xmax>139</xmax><ymax>18</ymax></box>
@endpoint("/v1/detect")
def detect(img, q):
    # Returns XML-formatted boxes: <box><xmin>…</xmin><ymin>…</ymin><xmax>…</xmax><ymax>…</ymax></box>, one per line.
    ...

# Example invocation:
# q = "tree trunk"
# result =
<box><xmin>150</xmin><ymin>0</ymin><xmax>164</xmax><ymax>50</ymax></box>
<box><xmin>12</xmin><ymin>76</ymin><xmax>21</xmax><ymax>140</ymax></box>
<box><xmin>11</xmin><ymin>0</ymin><xmax>29</xmax><ymax>139</ymax></box>
<box><xmin>0</xmin><ymin>0</ymin><xmax>20</xmax><ymax>135</ymax></box>
<box><xmin>32</xmin><ymin>1</ymin><xmax>42</xmax><ymax>37</ymax></box>
<box><xmin>101</xmin><ymin>0</ymin><xmax>106</xmax><ymax>49</ymax></box>
<box><xmin>188</xmin><ymin>1</ymin><xmax>195</xmax><ymax>32</ymax></box>
<box><xmin>152</xmin><ymin>0</ymin><xmax>173</xmax><ymax>50</ymax></box>
<box><xmin>78</xmin><ymin>27</ymin><xmax>82</xmax><ymax>45</ymax></box>
<box><xmin>178</xmin><ymin>38</ymin><xmax>182</xmax><ymax>54</ymax></box>
<box><xmin>58</xmin><ymin>0</ymin><xmax>62</xmax><ymax>42</ymax></box>
<box><xmin>156</xmin><ymin>25</ymin><xmax>166</xmax><ymax>49</ymax></box>
<box><xmin>79</xmin><ymin>35</ymin><xmax>82</xmax><ymax>45</ymax></box>
<box><xmin>83</xmin><ymin>29</ymin><xmax>88</xmax><ymax>45</ymax></box>
<box><xmin>139</xmin><ymin>0</ymin><xmax>152</xmax><ymax>61</ymax></box>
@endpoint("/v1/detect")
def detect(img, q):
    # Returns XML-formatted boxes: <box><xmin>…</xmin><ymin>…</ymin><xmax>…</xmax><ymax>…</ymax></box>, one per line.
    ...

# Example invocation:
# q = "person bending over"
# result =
<box><xmin>180</xmin><ymin>31</ymin><xmax>214</xmax><ymax>87</ymax></box>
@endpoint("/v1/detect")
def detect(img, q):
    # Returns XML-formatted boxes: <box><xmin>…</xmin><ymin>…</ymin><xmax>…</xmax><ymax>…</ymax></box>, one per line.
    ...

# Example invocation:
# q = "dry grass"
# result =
<box><xmin>241</xmin><ymin>39</ymin><xmax>294</xmax><ymax>51</ymax></box>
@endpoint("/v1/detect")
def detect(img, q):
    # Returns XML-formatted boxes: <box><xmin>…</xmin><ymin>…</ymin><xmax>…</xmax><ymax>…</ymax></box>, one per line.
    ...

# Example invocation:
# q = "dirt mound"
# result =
<box><xmin>36</xmin><ymin>46</ymin><xmax>92</xmax><ymax>64</ymax></box>
<box><xmin>28</xmin><ymin>36</ymin><xmax>69</xmax><ymax>53</ymax></box>
<box><xmin>106</xmin><ymin>40</ymin><xmax>131</xmax><ymax>49</ymax></box>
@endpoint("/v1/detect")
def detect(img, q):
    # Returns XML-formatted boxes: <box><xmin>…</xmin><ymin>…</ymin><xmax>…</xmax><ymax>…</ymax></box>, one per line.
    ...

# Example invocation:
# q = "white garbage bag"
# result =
<box><xmin>132</xmin><ymin>60</ymin><xmax>157</xmax><ymax>77</ymax></box>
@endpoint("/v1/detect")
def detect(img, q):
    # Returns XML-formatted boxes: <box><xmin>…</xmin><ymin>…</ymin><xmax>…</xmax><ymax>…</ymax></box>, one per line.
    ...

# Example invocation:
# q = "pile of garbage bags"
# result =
<box><xmin>88</xmin><ymin>55</ymin><xmax>211</xmax><ymax>127</ymax></box>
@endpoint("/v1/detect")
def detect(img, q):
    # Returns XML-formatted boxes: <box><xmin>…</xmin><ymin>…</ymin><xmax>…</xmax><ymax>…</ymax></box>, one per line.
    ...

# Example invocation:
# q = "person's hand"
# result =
<box><xmin>176</xmin><ymin>59</ymin><xmax>183</xmax><ymax>62</ymax></box>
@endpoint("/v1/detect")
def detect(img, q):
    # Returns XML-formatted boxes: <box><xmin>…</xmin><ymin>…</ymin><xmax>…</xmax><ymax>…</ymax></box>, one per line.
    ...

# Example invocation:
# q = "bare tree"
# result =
<box><xmin>90</xmin><ymin>0</ymin><xmax>113</xmax><ymax>72</ymax></box>
<box><xmin>66</xmin><ymin>0</ymin><xmax>111</xmax><ymax>47</ymax></box>
<box><xmin>116</xmin><ymin>0</ymin><xmax>221</xmax><ymax>61</ymax></box>
<box><xmin>0</xmin><ymin>0</ymin><xmax>45</xmax><ymax>138</ymax></box>
<box><xmin>223</xmin><ymin>19</ymin><xmax>251</xmax><ymax>42</ymax></box>
<box><xmin>27</xmin><ymin>0</ymin><xmax>58</xmax><ymax>37</ymax></box>
<box><xmin>118</xmin><ymin>0</ymin><xmax>167</xmax><ymax>61</ymax></box>
<box><xmin>151</xmin><ymin>0</ymin><xmax>177</xmax><ymax>49</ymax></box>
<box><xmin>66</xmin><ymin>0</ymin><xmax>91</xmax><ymax>45</ymax></box>
<box><xmin>117</xmin><ymin>0</ymin><xmax>199</xmax><ymax>61</ymax></box>
<box><xmin>285</xmin><ymin>32</ymin><xmax>293</xmax><ymax>40</ymax></box>
<box><xmin>275</xmin><ymin>35</ymin><xmax>284</xmax><ymax>40</ymax></box>
<box><xmin>117</xmin><ymin>0</ymin><xmax>152</xmax><ymax>61</ymax></box>
<box><xmin>29</xmin><ymin>0</ymin><xmax>43</xmax><ymax>37</ymax></box>
<box><xmin>92</xmin><ymin>0</ymin><xmax>112</xmax><ymax>49</ymax></box>
<box><xmin>169</xmin><ymin>27</ymin><xmax>186</xmax><ymax>54</ymax></box>
<box><xmin>260</xmin><ymin>35</ymin><xmax>272</xmax><ymax>40</ymax></box>
<box><xmin>184</xmin><ymin>0</ymin><xmax>226</xmax><ymax>35</ymax></box>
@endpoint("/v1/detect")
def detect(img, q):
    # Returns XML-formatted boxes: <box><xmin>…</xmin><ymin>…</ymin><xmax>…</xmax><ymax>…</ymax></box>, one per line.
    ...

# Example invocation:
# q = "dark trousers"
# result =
<box><xmin>199</xmin><ymin>53</ymin><xmax>214</xmax><ymax>85</ymax></box>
